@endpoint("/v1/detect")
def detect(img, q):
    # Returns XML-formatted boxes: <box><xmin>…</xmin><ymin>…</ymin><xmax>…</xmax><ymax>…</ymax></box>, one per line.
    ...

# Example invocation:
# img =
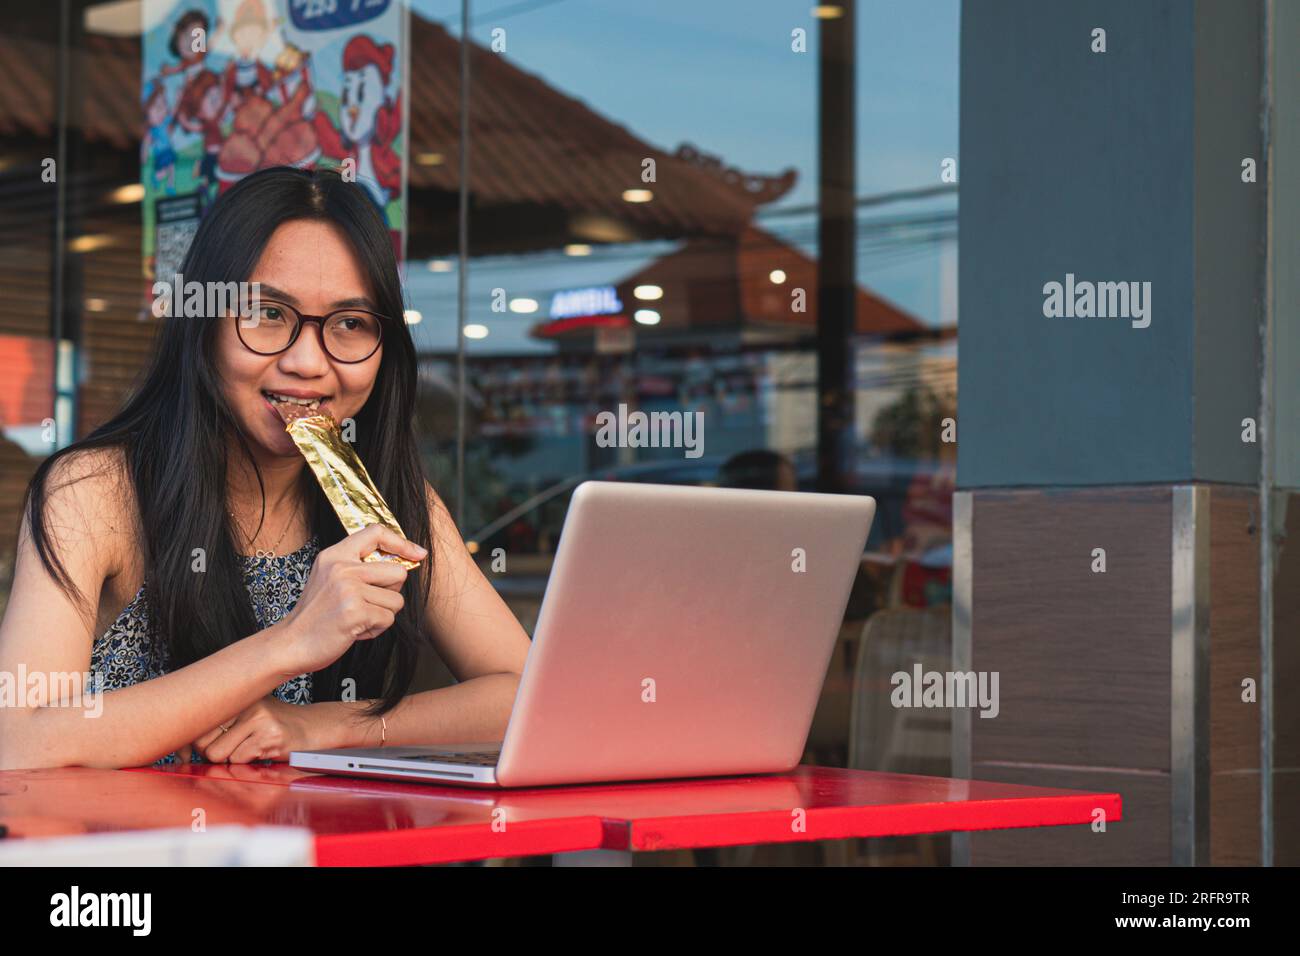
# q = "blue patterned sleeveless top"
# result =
<box><xmin>88</xmin><ymin>535</ymin><xmax>322</xmax><ymax>766</ymax></box>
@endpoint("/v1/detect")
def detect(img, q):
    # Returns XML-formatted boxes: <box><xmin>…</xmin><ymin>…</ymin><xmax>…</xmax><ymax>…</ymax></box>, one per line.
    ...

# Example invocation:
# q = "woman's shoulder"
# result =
<box><xmin>35</xmin><ymin>444</ymin><xmax>139</xmax><ymax>580</ymax></box>
<box><xmin>422</xmin><ymin>480</ymin><xmax>460</xmax><ymax>546</ymax></box>
<box><xmin>41</xmin><ymin>445</ymin><xmax>134</xmax><ymax>514</ymax></box>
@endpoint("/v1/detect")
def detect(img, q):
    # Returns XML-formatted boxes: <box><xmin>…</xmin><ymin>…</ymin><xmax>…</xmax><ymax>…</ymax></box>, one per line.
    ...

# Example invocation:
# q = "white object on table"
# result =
<box><xmin>0</xmin><ymin>825</ymin><xmax>315</xmax><ymax>866</ymax></box>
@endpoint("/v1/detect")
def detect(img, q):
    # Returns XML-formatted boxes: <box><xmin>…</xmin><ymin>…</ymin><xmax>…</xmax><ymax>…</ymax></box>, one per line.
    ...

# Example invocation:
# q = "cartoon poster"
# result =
<box><xmin>141</xmin><ymin>0</ymin><xmax>408</xmax><ymax>292</ymax></box>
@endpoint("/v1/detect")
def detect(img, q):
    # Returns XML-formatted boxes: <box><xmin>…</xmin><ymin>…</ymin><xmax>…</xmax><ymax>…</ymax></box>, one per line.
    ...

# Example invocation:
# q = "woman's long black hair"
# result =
<box><xmin>22</xmin><ymin>166</ymin><xmax>434</xmax><ymax>717</ymax></box>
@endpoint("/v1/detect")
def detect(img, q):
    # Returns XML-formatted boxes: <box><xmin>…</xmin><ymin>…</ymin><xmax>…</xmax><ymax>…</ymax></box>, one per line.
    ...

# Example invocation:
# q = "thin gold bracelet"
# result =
<box><xmin>379</xmin><ymin>715</ymin><xmax>387</xmax><ymax>747</ymax></box>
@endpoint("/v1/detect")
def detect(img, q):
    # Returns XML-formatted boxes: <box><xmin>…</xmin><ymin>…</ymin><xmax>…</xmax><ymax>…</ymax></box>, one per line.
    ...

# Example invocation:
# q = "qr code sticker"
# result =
<box><xmin>152</xmin><ymin>191</ymin><xmax>204</xmax><ymax>282</ymax></box>
<box><xmin>155</xmin><ymin>216</ymin><xmax>198</xmax><ymax>281</ymax></box>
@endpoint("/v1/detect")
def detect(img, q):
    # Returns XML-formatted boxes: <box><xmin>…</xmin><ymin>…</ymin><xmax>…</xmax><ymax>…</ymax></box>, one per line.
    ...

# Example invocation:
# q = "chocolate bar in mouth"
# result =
<box><xmin>273</xmin><ymin>401</ymin><xmax>420</xmax><ymax>570</ymax></box>
<box><xmin>275</xmin><ymin>401</ymin><xmax>318</xmax><ymax>424</ymax></box>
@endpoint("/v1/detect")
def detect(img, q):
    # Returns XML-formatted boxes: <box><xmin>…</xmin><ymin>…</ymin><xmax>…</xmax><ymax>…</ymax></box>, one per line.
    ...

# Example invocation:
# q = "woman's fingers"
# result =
<box><xmin>362</xmin><ymin>582</ymin><xmax>405</xmax><ymax>613</ymax></box>
<box><xmin>226</xmin><ymin>734</ymin><xmax>267</xmax><ymax>765</ymax></box>
<box><xmin>354</xmin><ymin>559</ymin><xmax>410</xmax><ymax>590</ymax></box>
<box><xmin>202</xmin><ymin>720</ymin><xmax>253</xmax><ymax>764</ymax></box>
<box><xmin>349</xmin><ymin>523</ymin><xmax>427</xmax><ymax>564</ymax></box>
<box><xmin>193</xmin><ymin>714</ymin><xmax>241</xmax><ymax>754</ymax></box>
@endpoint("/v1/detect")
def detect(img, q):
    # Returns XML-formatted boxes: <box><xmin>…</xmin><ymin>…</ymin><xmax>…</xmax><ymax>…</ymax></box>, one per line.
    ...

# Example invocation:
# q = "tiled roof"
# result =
<box><xmin>0</xmin><ymin>16</ymin><xmax>796</xmax><ymax>246</ymax></box>
<box><xmin>598</xmin><ymin>222</ymin><xmax>925</xmax><ymax>336</ymax></box>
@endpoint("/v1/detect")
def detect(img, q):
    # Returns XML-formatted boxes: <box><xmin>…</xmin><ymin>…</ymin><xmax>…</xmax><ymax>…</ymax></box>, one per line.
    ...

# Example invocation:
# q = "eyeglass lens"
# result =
<box><xmin>238</xmin><ymin>303</ymin><xmax>382</xmax><ymax>362</ymax></box>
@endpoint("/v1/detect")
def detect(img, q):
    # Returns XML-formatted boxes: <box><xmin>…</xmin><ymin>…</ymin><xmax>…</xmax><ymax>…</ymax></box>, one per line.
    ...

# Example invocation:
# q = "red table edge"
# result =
<box><xmin>120</xmin><ymin>765</ymin><xmax>616</xmax><ymax>864</ymax></box>
<box><xmin>119</xmin><ymin>765</ymin><xmax>1121</xmax><ymax>863</ymax></box>
<box><xmin>313</xmin><ymin>817</ymin><xmax>618</xmax><ymax>866</ymax></box>
<box><xmin>626</xmin><ymin>793</ymin><xmax>1123</xmax><ymax>852</ymax></box>
<box><xmin>313</xmin><ymin>791</ymin><xmax>1123</xmax><ymax>862</ymax></box>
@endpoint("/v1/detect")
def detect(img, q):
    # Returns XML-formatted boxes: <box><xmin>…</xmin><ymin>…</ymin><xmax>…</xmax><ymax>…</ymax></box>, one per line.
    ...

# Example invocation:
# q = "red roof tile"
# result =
<box><xmin>0</xmin><ymin>16</ymin><xmax>796</xmax><ymax>247</ymax></box>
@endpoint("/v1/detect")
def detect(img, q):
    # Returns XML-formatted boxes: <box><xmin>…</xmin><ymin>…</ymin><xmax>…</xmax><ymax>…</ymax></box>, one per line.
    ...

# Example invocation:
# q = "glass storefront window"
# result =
<box><xmin>0</xmin><ymin>0</ymin><xmax>962</xmax><ymax>779</ymax></box>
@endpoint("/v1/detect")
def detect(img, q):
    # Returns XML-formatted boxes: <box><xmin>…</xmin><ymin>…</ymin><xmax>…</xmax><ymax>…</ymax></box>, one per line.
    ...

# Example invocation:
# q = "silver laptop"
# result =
<box><xmin>290</xmin><ymin>480</ymin><xmax>876</xmax><ymax>788</ymax></box>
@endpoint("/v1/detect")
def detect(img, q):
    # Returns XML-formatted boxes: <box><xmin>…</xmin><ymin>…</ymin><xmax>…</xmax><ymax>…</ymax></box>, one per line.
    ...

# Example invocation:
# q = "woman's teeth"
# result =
<box><xmin>264</xmin><ymin>391</ymin><xmax>322</xmax><ymax>409</ymax></box>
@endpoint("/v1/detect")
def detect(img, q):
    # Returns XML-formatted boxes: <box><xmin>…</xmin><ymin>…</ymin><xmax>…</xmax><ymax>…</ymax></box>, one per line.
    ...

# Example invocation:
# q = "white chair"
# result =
<box><xmin>827</xmin><ymin>604</ymin><xmax>953</xmax><ymax>866</ymax></box>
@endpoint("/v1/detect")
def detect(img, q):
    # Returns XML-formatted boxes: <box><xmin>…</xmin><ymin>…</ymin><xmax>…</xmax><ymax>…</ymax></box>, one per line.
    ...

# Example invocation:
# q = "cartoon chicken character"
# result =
<box><xmin>312</xmin><ymin>35</ymin><xmax>402</xmax><ymax>217</ymax></box>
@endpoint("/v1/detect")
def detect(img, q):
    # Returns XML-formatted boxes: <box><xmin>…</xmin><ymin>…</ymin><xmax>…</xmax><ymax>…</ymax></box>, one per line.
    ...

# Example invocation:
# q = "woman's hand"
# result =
<box><xmin>191</xmin><ymin>697</ymin><xmax>334</xmax><ymax>764</ymax></box>
<box><xmin>273</xmin><ymin>524</ymin><xmax>426</xmax><ymax>676</ymax></box>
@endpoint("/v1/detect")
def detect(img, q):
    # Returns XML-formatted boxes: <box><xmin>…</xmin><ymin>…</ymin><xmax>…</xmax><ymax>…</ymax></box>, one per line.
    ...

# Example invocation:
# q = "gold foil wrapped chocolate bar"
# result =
<box><xmin>277</xmin><ymin>405</ymin><xmax>420</xmax><ymax>570</ymax></box>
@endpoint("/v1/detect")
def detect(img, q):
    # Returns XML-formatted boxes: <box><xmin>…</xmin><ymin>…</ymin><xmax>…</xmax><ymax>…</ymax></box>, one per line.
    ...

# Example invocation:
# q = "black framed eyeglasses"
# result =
<box><xmin>235</xmin><ymin>300</ymin><xmax>386</xmax><ymax>364</ymax></box>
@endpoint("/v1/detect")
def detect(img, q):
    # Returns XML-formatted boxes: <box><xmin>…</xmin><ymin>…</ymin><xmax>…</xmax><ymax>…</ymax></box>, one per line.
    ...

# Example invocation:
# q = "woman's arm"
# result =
<box><xmin>0</xmin><ymin>450</ymin><xmax>301</xmax><ymax>770</ymax></box>
<box><xmin>3</xmin><ymin>624</ymin><xmax>301</xmax><ymax>770</ymax></box>
<box><xmin>421</xmin><ymin>484</ymin><xmax>531</xmax><ymax>681</ymax></box>
<box><xmin>316</xmin><ymin>483</ymin><xmax>531</xmax><ymax>749</ymax></box>
<box><xmin>311</xmin><ymin>674</ymin><xmax>522</xmax><ymax>750</ymax></box>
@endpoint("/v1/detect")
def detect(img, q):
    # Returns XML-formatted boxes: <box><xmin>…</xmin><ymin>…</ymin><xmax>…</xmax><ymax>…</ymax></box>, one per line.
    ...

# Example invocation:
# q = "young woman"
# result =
<box><xmin>0</xmin><ymin>166</ymin><xmax>530</xmax><ymax>769</ymax></box>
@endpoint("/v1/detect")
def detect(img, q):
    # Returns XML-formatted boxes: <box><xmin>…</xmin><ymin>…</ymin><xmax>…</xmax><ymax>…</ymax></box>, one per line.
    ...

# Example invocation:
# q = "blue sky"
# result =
<box><xmin>404</xmin><ymin>0</ymin><xmax>959</xmax><ymax>352</ymax></box>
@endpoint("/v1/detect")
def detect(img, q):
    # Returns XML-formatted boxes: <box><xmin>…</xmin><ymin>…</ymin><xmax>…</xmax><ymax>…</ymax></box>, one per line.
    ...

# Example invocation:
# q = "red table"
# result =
<box><xmin>0</xmin><ymin>764</ymin><xmax>1121</xmax><ymax>866</ymax></box>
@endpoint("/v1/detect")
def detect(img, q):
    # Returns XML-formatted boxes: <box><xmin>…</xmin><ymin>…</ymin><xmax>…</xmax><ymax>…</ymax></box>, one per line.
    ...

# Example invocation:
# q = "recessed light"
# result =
<box><xmin>68</xmin><ymin>234</ymin><xmax>112</xmax><ymax>253</ymax></box>
<box><xmin>110</xmin><ymin>183</ymin><xmax>144</xmax><ymax>204</ymax></box>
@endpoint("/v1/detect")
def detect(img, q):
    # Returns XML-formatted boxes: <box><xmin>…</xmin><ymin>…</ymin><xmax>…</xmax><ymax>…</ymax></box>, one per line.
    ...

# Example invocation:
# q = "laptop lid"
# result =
<box><xmin>495</xmin><ymin>481</ymin><xmax>876</xmax><ymax>787</ymax></box>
